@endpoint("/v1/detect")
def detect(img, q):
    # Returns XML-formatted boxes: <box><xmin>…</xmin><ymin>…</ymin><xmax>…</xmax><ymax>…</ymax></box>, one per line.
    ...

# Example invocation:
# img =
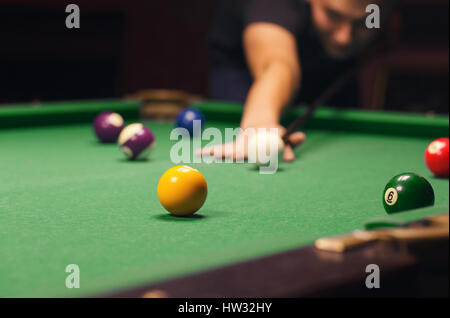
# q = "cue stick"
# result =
<box><xmin>282</xmin><ymin>65</ymin><xmax>359</xmax><ymax>145</ymax></box>
<box><xmin>281</xmin><ymin>38</ymin><xmax>393</xmax><ymax>145</ymax></box>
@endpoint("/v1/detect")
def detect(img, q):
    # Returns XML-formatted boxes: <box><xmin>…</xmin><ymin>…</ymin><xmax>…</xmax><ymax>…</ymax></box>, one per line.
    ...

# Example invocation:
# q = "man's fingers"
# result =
<box><xmin>196</xmin><ymin>142</ymin><xmax>236</xmax><ymax>159</ymax></box>
<box><xmin>197</xmin><ymin>131</ymin><xmax>305</xmax><ymax>162</ymax></box>
<box><xmin>287</xmin><ymin>131</ymin><xmax>306</xmax><ymax>148</ymax></box>
<box><xmin>196</xmin><ymin>146</ymin><xmax>214</xmax><ymax>157</ymax></box>
<box><xmin>283</xmin><ymin>144</ymin><xmax>296</xmax><ymax>162</ymax></box>
<box><xmin>283</xmin><ymin>132</ymin><xmax>306</xmax><ymax>162</ymax></box>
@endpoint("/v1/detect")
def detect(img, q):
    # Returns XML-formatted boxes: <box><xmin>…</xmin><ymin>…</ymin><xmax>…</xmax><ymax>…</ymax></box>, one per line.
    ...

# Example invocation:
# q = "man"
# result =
<box><xmin>201</xmin><ymin>0</ymin><xmax>394</xmax><ymax>162</ymax></box>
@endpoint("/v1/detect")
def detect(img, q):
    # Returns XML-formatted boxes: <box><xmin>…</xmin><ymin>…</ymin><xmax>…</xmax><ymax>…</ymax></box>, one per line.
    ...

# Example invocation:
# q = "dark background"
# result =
<box><xmin>0</xmin><ymin>0</ymin><xmax>448</xmax><ymax>113</ymax></box>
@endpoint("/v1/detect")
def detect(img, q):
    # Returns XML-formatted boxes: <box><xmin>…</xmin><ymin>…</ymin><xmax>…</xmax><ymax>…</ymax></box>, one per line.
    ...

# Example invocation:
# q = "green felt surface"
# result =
<box><xmin>0</xmin><ymin>101</ymin><xmax>449</xmax><ymax>297</ymax></box>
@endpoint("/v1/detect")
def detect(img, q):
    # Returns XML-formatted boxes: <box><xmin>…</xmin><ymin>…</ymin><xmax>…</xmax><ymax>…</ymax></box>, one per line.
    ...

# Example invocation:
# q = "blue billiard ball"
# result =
<box><xmin>175</xmin><ymin>108</ymin><xmax>205</xmax><ymax>137</ymax></box>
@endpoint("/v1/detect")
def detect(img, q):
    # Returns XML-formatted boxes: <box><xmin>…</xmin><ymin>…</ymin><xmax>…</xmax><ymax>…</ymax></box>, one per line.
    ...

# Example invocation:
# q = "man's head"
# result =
<box><xmin>309</xmin><ymin>0</ymin><xmax>394</xmax><ymax>59</ymax></box>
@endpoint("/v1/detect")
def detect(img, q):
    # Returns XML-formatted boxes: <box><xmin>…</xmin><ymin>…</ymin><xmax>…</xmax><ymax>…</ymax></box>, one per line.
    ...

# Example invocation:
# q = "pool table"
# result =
<box><xmin>0</xmin><ymin>99</ymin><xmax>448</xmax><ymax>298</ymax></box>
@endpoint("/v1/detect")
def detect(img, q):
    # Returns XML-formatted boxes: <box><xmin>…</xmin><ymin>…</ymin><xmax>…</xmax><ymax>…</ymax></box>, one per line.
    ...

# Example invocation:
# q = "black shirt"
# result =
<box><xmin>209</xmin><ymin>0</ymin><xmax>358</xmax><ymax>106</ymax></box>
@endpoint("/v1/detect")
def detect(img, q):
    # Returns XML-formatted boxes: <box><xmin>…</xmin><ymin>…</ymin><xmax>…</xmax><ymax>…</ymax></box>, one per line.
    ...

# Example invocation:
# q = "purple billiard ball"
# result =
<box><xmin>118</xmin><ymin>123</ymin><xmax>155</xmax><ymax>160</ymax></box>
<box><xmin>93</xmin><ymin>111</ymin><xmax>125</xmax><ymax>143</ymax></box>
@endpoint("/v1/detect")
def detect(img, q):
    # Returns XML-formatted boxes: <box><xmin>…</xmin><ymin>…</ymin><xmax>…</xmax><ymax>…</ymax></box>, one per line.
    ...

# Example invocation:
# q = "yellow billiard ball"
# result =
<box><xmin>157</xmin><ymin>165</ymin><xmax>208</xmax><ymax>216</ymax></box>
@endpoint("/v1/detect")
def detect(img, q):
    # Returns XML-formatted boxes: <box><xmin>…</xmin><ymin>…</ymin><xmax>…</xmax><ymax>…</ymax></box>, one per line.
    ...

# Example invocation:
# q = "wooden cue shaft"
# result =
<box><xmin>282</xmin><ymin>66</ymin><xmax>359</xmax><ymax>144</ymax></box>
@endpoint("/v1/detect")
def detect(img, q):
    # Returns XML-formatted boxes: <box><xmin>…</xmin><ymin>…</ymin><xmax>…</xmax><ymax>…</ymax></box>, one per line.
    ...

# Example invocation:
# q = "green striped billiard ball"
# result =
<box><xmin>383</xmin><ymin>173</ymin><xmax>435</xmax><ymax>214</ymax></box>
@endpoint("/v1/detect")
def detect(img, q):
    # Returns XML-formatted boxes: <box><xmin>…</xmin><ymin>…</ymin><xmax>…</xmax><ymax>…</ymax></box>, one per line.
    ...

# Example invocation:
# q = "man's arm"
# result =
<box><xmin>197</xmin><ymin>22</ymin><xmax>306</xmax><ymax>161</ymax></box>
<box><xmin>241</xmin><ymin>22</ymin><xmax>301</xmax><ymax>129</ymax></box>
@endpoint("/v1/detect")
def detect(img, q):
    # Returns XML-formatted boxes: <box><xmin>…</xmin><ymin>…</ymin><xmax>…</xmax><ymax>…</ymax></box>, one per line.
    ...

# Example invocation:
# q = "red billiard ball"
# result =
<box><xmin>425</xmin><ymin>137</ymin><xmax>449</xmax><ymax>178</ymax></box>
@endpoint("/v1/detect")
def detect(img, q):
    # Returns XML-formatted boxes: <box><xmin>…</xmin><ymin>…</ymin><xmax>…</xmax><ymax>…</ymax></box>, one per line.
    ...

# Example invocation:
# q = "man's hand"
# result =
<box><xmin>196</xmin><ymin>125</ymin><xmax>306</xmax><ymax>162</ymax></box>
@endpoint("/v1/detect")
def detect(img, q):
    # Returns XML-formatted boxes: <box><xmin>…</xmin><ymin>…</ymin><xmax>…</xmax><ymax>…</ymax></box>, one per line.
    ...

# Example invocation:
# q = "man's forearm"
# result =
<box><xmin>241</xmin><ymin>60</ymin><xmax>300</xmax><ymax>129</ymax></box>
